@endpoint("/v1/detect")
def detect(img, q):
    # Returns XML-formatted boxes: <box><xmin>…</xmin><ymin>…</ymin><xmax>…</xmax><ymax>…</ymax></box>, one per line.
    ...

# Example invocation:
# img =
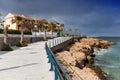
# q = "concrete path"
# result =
<box><xmin>0</xmin><ymin>42</ymin><xmax>54</xmax><ymax>80</ymax></box>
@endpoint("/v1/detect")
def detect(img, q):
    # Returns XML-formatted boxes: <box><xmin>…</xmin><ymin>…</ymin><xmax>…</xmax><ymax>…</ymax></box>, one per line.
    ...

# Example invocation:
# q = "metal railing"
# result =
<box><xmin>46</xmin><ymin>37</ymin><xmax>72</xmax><ymax>80</ymax></box>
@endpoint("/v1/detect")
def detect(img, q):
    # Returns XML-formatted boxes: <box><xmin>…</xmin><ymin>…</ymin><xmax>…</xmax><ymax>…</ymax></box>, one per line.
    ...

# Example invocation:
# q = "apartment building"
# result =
<box><xmin>4</xmin><ymin>13</ymin><xmax>47</xmax><ymax>31</ymax></box>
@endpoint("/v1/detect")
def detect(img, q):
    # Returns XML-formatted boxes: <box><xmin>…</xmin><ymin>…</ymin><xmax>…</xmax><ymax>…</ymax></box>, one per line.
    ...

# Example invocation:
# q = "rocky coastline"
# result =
<box><xmin>55</xmin><ymin>37</ymin><xmax>116</xmax><ymax>80</ymax></box>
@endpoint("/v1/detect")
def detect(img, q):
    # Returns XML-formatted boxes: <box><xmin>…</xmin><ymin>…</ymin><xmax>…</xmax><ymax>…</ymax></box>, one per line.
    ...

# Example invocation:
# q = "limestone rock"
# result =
<box><xmin>55</xmin><ymin>37</ymin><xmax>113</xmax><ymax>80</ymax></box>
<box><xmin>56</xmin><ymin>51</ymin><xmax>76</xmax><ymax>66</ymax></box>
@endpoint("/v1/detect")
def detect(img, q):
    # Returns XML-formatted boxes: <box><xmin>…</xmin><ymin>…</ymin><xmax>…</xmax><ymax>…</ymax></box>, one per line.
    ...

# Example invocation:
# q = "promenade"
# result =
<box><xmin>0</xmin><ymin>41</ymin><xmax>54</xmax><ymax>80</ymax></box>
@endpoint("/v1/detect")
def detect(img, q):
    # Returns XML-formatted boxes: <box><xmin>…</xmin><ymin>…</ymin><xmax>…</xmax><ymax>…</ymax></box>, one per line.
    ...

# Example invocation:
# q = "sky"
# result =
<box><xmin>0</xmin><ymin>0</ymin><xmax>120</xmax><ymax>36</ymax></box>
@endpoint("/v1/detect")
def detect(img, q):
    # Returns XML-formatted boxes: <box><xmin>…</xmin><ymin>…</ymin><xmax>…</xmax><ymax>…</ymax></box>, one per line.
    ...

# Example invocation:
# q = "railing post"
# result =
<box><xmin>53</xmin><ymin>39</ymin><xmax>54</xmax><ymax>46</ymax></box>
<box><xmin>49</xmin><ymin>57</ymin><xmax>54</xmax><ymax>71</ymax></box>
<box><xmin>46</xmin><ymin>44</ymin><xmax>51</xmax><ymax>63</ymax></box>
<box><xmin>60</xmin><ymin>39</ymin><xmax>61</xmax><ymax>43</ymax></box>
<box><xmin>62</xmin><ymin>38</ymin><xmax>63</xmax><ymax>43</ymax></box>
<box><xmin>57</xmin><ymin>39</ymin><xmax>58</xmax><ymax>44</ymax></box>
<box><xmin>54</xmin><ymin>61</ymin><xmax>59</xmax><ymax>80</ymax></box>
<box><xmin>52</xmin><ymin>39</ymin><xmax>54</xmax><ymax>47</ymax></box>
<box><xmin>58</xmin><ymin>39</ymin><xmax>60</xmax><ymax>44</ymax></box>
<box><xmin>63</xmin><ymin>71</ymin><xmax>69</xmax><ymax>79</ymax></box>
<box><xmin>48</xmin><ymin>40</ymin><xmax>51</xmax><ymax>48</ymax></box>
<box><xmin>55</xmin><ymin>39</ymin><xmax>57</xmax><ymax>46</ymax></box>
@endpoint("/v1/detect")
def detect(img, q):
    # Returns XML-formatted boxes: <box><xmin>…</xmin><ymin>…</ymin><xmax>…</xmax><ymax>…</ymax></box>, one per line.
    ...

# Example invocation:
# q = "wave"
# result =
<box><xmin>93</xmin><ymin>48</ymin><xmax>109</xmax><ymax>55</ymax></box>
<box><xmin>94</xmin><ymin>41</ymin><xmax>120</xmax><ymax>80</ymax></box>
<box><xmin>107</xmin><ymin>65</ymin><xmax>120</xmax><ymax>69</ymax></box>
<box><xmin>117</xmin><ymin>42</ymin><xmax>120</xmax><ymax>45</ymax></box>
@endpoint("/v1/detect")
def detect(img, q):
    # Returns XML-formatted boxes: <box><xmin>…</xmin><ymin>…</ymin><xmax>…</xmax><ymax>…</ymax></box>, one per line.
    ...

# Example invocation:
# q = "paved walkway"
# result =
<box><xmin>0</xmin><ymin>42</ymin><xmax>54</xmax><ymax>80</ymax></box>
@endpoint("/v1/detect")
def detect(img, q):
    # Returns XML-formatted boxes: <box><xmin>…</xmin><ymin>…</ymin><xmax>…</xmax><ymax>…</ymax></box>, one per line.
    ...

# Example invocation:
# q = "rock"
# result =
<box><xmin>56</xmin><ymin>51</ymin><xmax>76</xmax><ymax>66</ymax></box>
<box><xmin>109</xmin><ymin>42</ymin><xmax>117</xmax><ymax>45</ymax></box>
<box><xmin>71</xmin><ymin>52</ymin><xmax>86</xmax><ymax>69</ymax></box>
<box><xmin>70</xmin><ymin>42</ymin><xmax>94</xmax><ymax>55</ymax></box>
<box><xmin>55</xmin><ymin>37</ymin><xmax>113</xmax><ymax>80</ymax></box>
<box><xmin>87</xmin><ymin>65</ymin><xmax>107</xmax><ymax>80</ymax></box>
<box><xmin>74</xmin><ymin>39</ymin><xmax>79</xmax><ymax>42</ymax></box>
<box><xmin>87</xmin><ymin>56</ymin><xmax>94</xmax><ymax>64</ymax></box>
<box><xmin>101</xmin><ymin>44</ymin><xmax>108</xmax><ymax>49</ymax></box>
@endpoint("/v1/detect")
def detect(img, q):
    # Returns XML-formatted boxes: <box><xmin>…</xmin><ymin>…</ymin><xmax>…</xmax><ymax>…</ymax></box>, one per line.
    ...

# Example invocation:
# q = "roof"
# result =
<box><xmin>5</xmin><ymin>13</ymin><xmax>47</xmax><ymax>22</ymax></box>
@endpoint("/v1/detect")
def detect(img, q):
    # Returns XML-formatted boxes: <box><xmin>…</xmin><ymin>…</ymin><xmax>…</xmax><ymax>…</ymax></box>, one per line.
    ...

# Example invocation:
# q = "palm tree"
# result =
<box><xmin>17</xmin><ymin>16</ymin><xmax>25</xmax><ymax>43</ymax></box>
<box><xmin>1</xmin><ymin>22</ymin><xmax>8</xmax><ymax>44</ymax></box>
<box><xmin>12</xmin><ymin>16</ymin><xmax>28</xmax><ymax>46</ymax></box>
<box><xmin>60</xmin><ymin>24</ymin><xmax>64</xmax><ymax>37</ymax></box>
<box><xmin>0</xmin><ymin>16</ymin><xmax>13</xmax><ymax>50</ymax></box>
<box><xmin>37</xmin><ymin>21</ymin><xmax>42</xmax><ymax>32</ymax></box>
<box><xmin>3</xmin><ymin>24</ymin><xmax>9</xmax><ymax>45</ymax></box>
<box><xmin>50</xmin><ymin>22</ymin><xmax>58</xmax><ymax>38</ymax></box>
<box><xmin>43</xmin><ymin>22</ymin><xmax>48</xmax><ymax>41</ymax></box>
<box><xmin>55</xmin><ymin>22</ymin><xmax>64</xmax><ymax>37</ymax></box>
<box><xmin>37</xmin><ymin>19</ymin><xmax>48</xmax><ymax>41</ymax></box>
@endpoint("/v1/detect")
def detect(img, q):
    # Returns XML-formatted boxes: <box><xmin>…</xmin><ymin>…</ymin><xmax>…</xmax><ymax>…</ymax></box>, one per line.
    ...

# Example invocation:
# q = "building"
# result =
<box><xmin>4</xmin><ymin>13</ymin><xmax>47</xmax><ymax>31</ymax></box>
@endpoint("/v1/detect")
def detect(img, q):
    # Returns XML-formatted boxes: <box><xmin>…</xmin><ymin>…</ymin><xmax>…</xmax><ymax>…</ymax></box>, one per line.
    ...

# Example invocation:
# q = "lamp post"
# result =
<box><xmin>34</xmin><ymin>21</ymin><xmax>37</xmax><ymax>42</ymax></box>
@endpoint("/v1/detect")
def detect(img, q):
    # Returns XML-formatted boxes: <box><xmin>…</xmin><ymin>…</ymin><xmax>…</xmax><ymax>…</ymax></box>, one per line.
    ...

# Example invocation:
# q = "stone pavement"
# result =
<box><xmin>0</xmin><ymin>41</ymin><xmax>54</xmax><ymax>80</ymax></box>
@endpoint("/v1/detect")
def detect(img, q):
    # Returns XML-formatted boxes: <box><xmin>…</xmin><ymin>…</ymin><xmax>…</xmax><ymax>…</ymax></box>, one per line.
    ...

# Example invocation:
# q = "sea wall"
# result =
<box><xmin>50</xmin><ymin>38</ymin><xmax>74</xmax><ymax>53</ymax></box>
<box><xmin>0</xmin><ymin>37</ymin><xmax>51</xmax><ymax>50</ymax></box>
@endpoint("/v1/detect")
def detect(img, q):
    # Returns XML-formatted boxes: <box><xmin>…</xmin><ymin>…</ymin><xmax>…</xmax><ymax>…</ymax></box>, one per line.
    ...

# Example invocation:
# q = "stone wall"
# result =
<box><xmin>50</xmin><ymin>38</ymin><xmax>74</xmax><ymax>53</ymax></box>
<box><xmin>0</xmin><ymin>37</ymin><xmax>51</xmax><ymax>50</ymax></box>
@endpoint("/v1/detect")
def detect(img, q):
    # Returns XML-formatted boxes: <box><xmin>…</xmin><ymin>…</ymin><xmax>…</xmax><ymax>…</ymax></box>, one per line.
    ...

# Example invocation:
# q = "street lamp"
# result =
<box><xmin>34</xmin><ymin>21</ymin><xmax>37</xmax><ymax>42</ymax></box>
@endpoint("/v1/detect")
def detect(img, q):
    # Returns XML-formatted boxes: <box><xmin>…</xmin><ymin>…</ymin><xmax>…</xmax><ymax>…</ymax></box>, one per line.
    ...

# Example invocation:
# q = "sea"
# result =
<box><xmin>94</xmin><ymin>37</ymin><xmax>120</xmax><ymax>80</ymax></box>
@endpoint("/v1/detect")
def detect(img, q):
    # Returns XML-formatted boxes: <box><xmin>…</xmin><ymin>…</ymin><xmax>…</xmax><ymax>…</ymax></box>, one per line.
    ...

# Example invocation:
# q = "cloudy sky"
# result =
<box><xmin>0</xmin><ymin>0</ymin><xmax>120</xmax><ymax>36</ymax></box>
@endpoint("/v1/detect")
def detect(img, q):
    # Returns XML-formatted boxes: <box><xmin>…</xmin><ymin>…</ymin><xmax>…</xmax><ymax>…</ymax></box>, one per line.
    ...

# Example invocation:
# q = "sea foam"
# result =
<box><xmin>93</xmin><ymin>48</ymin><xmax>109</xmax><ymax>55</ymax></box>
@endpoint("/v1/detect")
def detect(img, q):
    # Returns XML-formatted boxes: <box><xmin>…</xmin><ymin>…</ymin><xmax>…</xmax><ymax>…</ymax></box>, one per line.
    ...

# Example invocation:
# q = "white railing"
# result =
<box><xmin>32</xmin><ymin>32</ymin><xmax>57</xmax><ymax>37</ymax></box>
<box><xmin>47</xmin><ymin>37</ymin><xmax>72</xmax><ymax>48</ymax></box>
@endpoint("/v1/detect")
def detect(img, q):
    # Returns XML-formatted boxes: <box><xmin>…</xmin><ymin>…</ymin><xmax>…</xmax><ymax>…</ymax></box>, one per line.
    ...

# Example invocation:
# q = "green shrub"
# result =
<box><xmin>2</xmin><ymin>47</ymin><xmax>13</xmax><ymax>51</ymax></box>
<box><xmin>0</xmin><ymin>28</ymin><xmax>3</xmax><ymax>33</ymax></box>
<box><xmin>23</xmin><ymin>30</ymin><xmax>32</xmax><ymax>35</ymax></box>
<box><xmin>16</xmin><ymin>42</ymin><xmax>28</xmax><ymax>47</ymax></box>
<box><xmin>8</xmin><ymin>29</ymin><xmax>21</xmax><ymax>34</ymax></box>
<box><xmin>0</xmin><ymin>29</ymin><xmax>32</xmax><ymax>35</ymax></box>
<box><xmin>1</xmin><ymin>44</ymin><xmax>13</xmax><ymax>51</ymax></box>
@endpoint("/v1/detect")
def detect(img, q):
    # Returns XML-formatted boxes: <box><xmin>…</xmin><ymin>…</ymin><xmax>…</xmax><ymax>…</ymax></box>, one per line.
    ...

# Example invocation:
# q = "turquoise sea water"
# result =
<box><xmin>95</xmin><ymin>37</ymin><xmax>120</xmax><ymax>80</ymax></box>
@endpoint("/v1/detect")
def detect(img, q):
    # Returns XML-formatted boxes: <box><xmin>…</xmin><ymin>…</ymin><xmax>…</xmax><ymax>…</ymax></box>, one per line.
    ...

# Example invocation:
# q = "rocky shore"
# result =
<box><xmin>56</xmin><ymin>37</ymin><xmax>116</xmax><ymax>80</ymax></box>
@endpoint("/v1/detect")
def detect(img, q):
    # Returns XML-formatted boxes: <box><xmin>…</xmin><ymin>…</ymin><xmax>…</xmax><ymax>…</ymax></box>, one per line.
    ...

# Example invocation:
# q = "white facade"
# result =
<box><xmin>4</xmin><ymin>13</ymin><xmax>18</xmax><ymax>30</ymax></box>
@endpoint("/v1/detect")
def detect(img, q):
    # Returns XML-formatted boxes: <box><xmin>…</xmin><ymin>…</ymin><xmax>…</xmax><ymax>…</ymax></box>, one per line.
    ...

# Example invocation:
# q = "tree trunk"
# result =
<box><xmin>39</xmin><ymin>27</ymin><xmax>41</xmax><ymax>32</ymax></box>
<box><xmin>51</xmin><ymin>30</ymin><xmax>53</xmax><ymax>38</ymax></box>
<box><xmin>44</xmin><ymin>30</ymin><xmax>47</xmax><ymax>41</ymax></box>
<box><xmin>20</xmin><ymin>30</ymin><xmax>24</xmax><ymax>43</ymax></box>
<box><xmin>3</xmin><ymin>26</ymin><xmax>8</xmax><ymax>45</ymax></box>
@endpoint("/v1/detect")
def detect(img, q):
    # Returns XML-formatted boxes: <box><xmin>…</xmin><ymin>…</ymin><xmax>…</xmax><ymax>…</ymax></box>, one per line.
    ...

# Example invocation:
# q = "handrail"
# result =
<box><xmin>62</xmin><ymin>59</ymin><xmax>84</xmax><ymax>80</ymax></box>
<box><xmin>47</xmin><ymin>37</ymin><xmax>72</xmax><ymax>48</ymax></box>
<box><xmin>46</xmin><ymin>37</ymin><xmax>72</xmax><ymax>80</ymax></box>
